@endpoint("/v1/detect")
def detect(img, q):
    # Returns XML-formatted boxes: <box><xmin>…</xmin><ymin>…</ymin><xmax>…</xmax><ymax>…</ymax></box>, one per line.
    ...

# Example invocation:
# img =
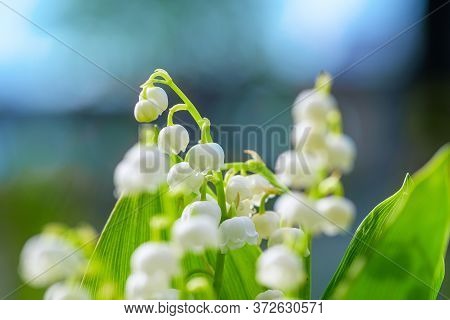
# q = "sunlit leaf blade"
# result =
<box><xmin>323</xmin><ymin>144</ymin><xmax>450</xmax><ymax>299</ymax></box>
<box><xmin>81</xmin><ymin>192</ymin><xmax>164</xmax><ymax>299</ymax></box>
<box><xmin>207</xmin><ymin>246</ymin><xmax>262</xmax><ymax>299</ymax></box>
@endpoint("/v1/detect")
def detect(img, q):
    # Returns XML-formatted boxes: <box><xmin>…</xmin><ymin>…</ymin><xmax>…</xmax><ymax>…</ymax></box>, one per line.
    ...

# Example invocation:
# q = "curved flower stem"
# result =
<box><xmin>298</xmin><ymin>232</ymin><xmax>312</xmax><ymax>299</ymax></box>
<box><xmin>213</xmin><ymin>171</ymin><xmax>228</xmax><ymax>222</ymax></box>
<box><xmin>258</xmin><ymin>193</ymin><xmax>270</xmax><ymax>213</ymax></box>
<box><xmin>213</xmin><ymin>251</ymin><xmax>226</xmax><ymax>297</ymax></box>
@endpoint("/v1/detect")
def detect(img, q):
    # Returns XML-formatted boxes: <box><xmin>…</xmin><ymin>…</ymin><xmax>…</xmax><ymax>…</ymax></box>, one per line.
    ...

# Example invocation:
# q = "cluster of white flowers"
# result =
<box><xmin>19</xmin><ymin>231</ymin><xmax>90</xmax><ymax>299</ymax></box>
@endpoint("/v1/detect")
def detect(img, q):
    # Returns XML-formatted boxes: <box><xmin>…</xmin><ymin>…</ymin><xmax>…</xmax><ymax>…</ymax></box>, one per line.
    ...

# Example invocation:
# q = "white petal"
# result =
<box><xmin>219</xmin><ymin>217</ymin><xmax>258</xmax><ymax>253</ymax></box>
<box><xmin>172</xmin><ymin>217</ymin><xmax>219</xmax><ymax>253</ymax></box>
<box><xmin>44</xmin><ymin>282</ymin><xmax>90</xmax><ymax>300</ymax></box>
<box><xmin>167</xmin><ymin>162</ymin><xmax>203</xmax><ymax>195</ymax></box>
<box><xmin>131</xmin><ymin>243</ymin><xmax>179</xmax><ymax>277</ymax></box>
<box><xmin>181</xmin><ymin>200</ymin><xmax>222</xmax><ymax>226</ymax></box>
<box><xmin>158</xmin><ymin>125</ymin><xmax>190</xmax><ymax>155</ymax></box>
<box><xmin>186</xmin><ymin>143</ymin><xmax>225</xmax><ymax>172</ymax></box>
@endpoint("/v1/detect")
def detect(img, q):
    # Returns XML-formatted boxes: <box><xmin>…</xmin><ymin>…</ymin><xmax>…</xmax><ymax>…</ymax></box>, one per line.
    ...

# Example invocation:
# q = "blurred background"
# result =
<box><xmin>0</xmin><ymin>0</ymin><xmax>449</xmax><ymax>299</ymax></box>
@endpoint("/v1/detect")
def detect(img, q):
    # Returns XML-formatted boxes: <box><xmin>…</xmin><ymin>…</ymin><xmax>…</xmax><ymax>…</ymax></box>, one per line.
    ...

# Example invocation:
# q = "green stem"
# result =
<box><xmin>298</xmin><ymin>232</ymin><xmax>312</xmax><ymax>299</ymax></box>
<box><xmin>259</xmin><ymin>193</ymin><xmax>270</xmax><ymax>213</ymax></box>
<box><xmin>213</xmin><ymin>251</ymin><xmax>226</xmax><ymax>297</ymax></box>
<box><xmin>213</xmin><ymin>171</ymin><xmax>227</xmax><ymax>222</ymax></box>
<box><xmin>201</xmin><ymin>179</ymin><xmax>207</xmax><ymax>201</ymax></box>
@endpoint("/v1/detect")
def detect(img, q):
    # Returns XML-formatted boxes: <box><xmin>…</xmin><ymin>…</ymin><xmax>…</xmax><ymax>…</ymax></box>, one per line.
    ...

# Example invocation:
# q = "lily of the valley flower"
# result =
<box><xmin>44</xmin><ymin>282</ymin><xmax>90</xmax><ymax>300</ymax></box>
<box><xmin>247</xmin><ymin>174</ymin><xmax>274</xmax><ymax>206</ymax></box>
<box><xmin>219</xmin><ymin>216</ymin><xmax>258</xmax><ymax>253</ymax></box>
<box><xmin>172</xmin><ymin>217</ymin><xmax>219</xmax><ymax>253</ymax></box>
<box><xmin>268</xmin><ymin>227</ymin><xmax>309</xmax><ymax>257</ymax></box>
<box><xmin>274</xmin><ymin>192</ymin><xmax>323</xmax><ymax>233</ymax></box>
<box><xmin>125</xmin><ymin>272</ymin><xmax>171</xmax><ymax>300</ymax></box>
<box><xmin>186</xmin><ymin>143</ymin><xmax>225</xmax><ymax>172</ymax></box>
<box><xmin>326</xmin><ymin>134</ymin><xmax>356</xmax><ymax>174</ymax></box>
<box><xmin>134</xmin><ymin>87</ymin><xmax>169</xmax><ymax>123</ymax></box>
<box><xmin>131</xmin><ymin>243</ymin><xmax>179</xmax><ymax>278</ymax></box>
<box><xmin>251</xmin><ymin>211</ymin><xmax>280</xmax><ymax>240</ymax></box>
<box><xmin>256</xmin><ymin>245</ymin><xmax>305</xmax><ymax>292</ymax></box>
<box><xmin>158</xmin><ymin>124</ymin><xmax>190</xmax><ymax>155</ymax></box>
<box><xmin>255</xmin><ymin>289</ymin><xmax>285</xmax><ymax>300</ymax></box>
<box><xmin>292</xmin><ymin>89</ymin><xmax>337</xmax><ymax>125</ymax></box>
<box><xmin>113</xmin><ymin>144</ymin><xmax>169</xmax><ymax>196</ymax></box>
<box><xmin>181</xmin><ymin>200</ymin><xmax>222</xmax><ymax>226</ymax></box>
<box><xmin>275</xmin><ymin>150</ymin><xmax>320</xmax><ymax>189</ymax></box>
<box><xmin>225</xmin><ymin>175</ymin><xmax>252</xmax><ymax>204</ymax></box>
<box><xmin>167</xmin><ymin>162</ymin><xmax>204</xmax><ymax>195</ymax></box>
<box><xmin>19</xmin><ymin>234</ymin><xmax>87</xmax><ymax>288</ymax></box>
<box><xmin>316</xmin><ymin>196</ymin><xmax>355</xmax><ymax>236</ymax></box>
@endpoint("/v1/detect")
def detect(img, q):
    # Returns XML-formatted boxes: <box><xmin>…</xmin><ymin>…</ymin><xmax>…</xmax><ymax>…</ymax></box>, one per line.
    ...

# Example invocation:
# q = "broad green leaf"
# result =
<box><xmin>82</xmin><ymin>187</ymin><xmax>262</xmax><ymax>299</ymax></box>
<box><xmin>323</xmin><ymin>144</ymin><xmax>450</xmax><ymax>299</ymax></box>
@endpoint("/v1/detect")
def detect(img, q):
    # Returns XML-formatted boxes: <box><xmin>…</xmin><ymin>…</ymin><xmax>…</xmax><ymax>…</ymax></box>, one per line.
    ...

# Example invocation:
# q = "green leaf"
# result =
<box><xmin>81</xmin><ymin>191</ymin><xmax>165</xmax><ymax>299</ymax></box>
<box><xmin>323</xmin><ymin>144</ymin><xmax>450</xmax><ymax>299</ymax></box>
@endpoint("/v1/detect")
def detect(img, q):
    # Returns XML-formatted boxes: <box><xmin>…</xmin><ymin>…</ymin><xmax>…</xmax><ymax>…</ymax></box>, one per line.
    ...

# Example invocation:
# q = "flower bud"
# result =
<box><xmin>225</xmin><ymin>175</ymin><xmax>252</xmax><ymax>204</ymax></box>
<box><xmin>292</xmin><ymin>121</ymin><xmax>327</xmax><ymax>153</ymax></box>
<box><xmin>292</xmin><ymin>89</ymin><xmax>336</xmax><ymax>124</ymax></box>
<box><xmin>167</xmin><ymin>162</ymin><xmax>203</xmax><ymax>195</ymax></box>
<box><xmin>275</xmin><ymin>150</ymin><xmax>319</xmax><ymax>189</ymax></box>
<box><xmin>19</xmin><ymin>234</ymin><xmax>86</xmax><ymax>288</ymax></box>
<box><xmin>255</xmin><ymin>289</ymin><xmax>284</xmax><ymax>300</ymax></box>
<box><xmin>274</xmin><ymin>192</ymin><xmax>323</xmax><ymax>233</ymax></box>
<box><xmin>113</xmin><ymin>144</ymin><xmax>169</xmax><ymax>196</ymax></box>
<box><xmin>256</xmin><ymin>245</ymin><xmax>305</xmax><ymax>292</ymax></box>
<box><xmin>125</xmin><ymin>272</ymin><xmax>170</xmax><ymax>300</ymax></box>
<box><xmin>316</xmin><ymin>196</ymin><xmax>355</xmax><ymax>236</ymax></box>
<box><xmin>172</xmin><ymin>217</ymin><xmax>219</xmax><ymax>253</ymax></box>
<box><xmin>181</xmin><ymin>200</ymin><xmax>222</xmax><ymax>226</ymax></box>
<box><xmin>186</xmin><ymin>143</ymin><xmax>225</xmax><ymax>172</ymax></box>
<box><xmin>131</xmin><ymin>243</ymin><xmax>179</xmax><ymax>277</ymax></box>
<box><xmin>251</xmin><ymin>211</ymin><xmax>280</xmax><ymax>240</ymax></box>
<box><xmin>146</xmin><ymin>86</ymin><xmax>168</xmax><ymax>111</ymax></box>
<box><xmin>326</xmin><ymin>134</ymin><xmax>356</xmax><ymax>174</ymax></box>
<box><xmin>44</xmin><ymin>282</ymin><xmax>90</xmax><ymax>300</ymax></box>
<box><xmin>219</xmin><ymin>216</ymin><xmax>258</xmax><ymax>253</ymax></box>
<box><xmin>158</xmin><ymin>124</ymin><xmax>190</xmax><ymax>154</ymax></box>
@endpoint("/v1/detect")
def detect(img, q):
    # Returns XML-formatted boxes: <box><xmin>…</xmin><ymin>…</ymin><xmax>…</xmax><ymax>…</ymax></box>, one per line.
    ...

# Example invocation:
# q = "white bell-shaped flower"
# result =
<box><xmin>256</xmin><ymin>245</ymin><xmax>305</xmax><ymax>292</ymax></box>
<box><xmin>158</xmin><ymin>124</ymin><xmax>190</xmax><ymax>154</ymax></box>
<box><xmin>125</xmin><ymin>271</ymin><xmax>170</xmax><ymax>300</ymax></box>
<box><xmin>44</xmin><ymin>282</ymin><xmax>90</xmax><ymax>300</ymax></box>
<box><xmin>219</xmin><ymin>216</ymin><xmax>258</xmax><ymax>253</ymax></box>
<box><xmin>275</xmin><ymin>150</ymin><xmax>320</xmax><ymax>189</ymax></box>
<box><xmin>291</xmin><ymin>89</ymin><xmax>337</xmax><ymax>124</ymax></box>
<box><xmin>316</xmin><ymin>196</ymin><xmax>355</xmax><ymax>236</ymax></box>
<box><xmin>181</xmin><ymin>200</ymin><xmax>222</xmax><ymax>226</ymax></box>
<box><xmin>326</xmin><ymin>134</ymin><xmax>356</xmax><ymax>174</ymax></box>
<box><xmin>172</xmin><ymin>217</ymin><xmax>219</xmax><ymax>253</ymax></box>
<box><xmin>251</xmin><ymin>211</ymin><xmax>280</xmax><ymax>240</ymax></box>
<box><xmin>225</xmin><ymin>175</ymin><xmax>252</xmax><ymax>204</ymax></box>
<box><xmin>247</xmin><ymin>174</ymin><xmax>274</xmax><ymax>206</ymax></box>
<box><xmin>292</xmin><ymin>121</ymin><xmax>327</xmax><ymax>154</ymax></box>
<box><xmin>167</xmin><ymin>162</ymin><xmax>203</xmax><ymax>195</ymax></box>
<box><xmin>134</xmin><ymin>87</ymin><xmax>168</xmax><ymax>123</ymax></box>
<box><xmin>255</xmin><ymin>289</ymin><xmax>285</xmax><ymax>300</ymax></box>
<box><xmin>19</xmin><ymin>234</ymin><xmax>87</xmax><ymax>288</ymax></box>
<box><xmin>235</xmin><ymin>199</ymin><xmax>255</xmax><ymax>217</ymax></box>
<box><xmin>131</xmin><ymin>243</ymin><xmax>179</xmax><ymax>277</ymax></box>
<box><xmin>186</xmin><ymin>143</ymin><xmax>225</xmax><ymax>172</ymax></box>
<box><xmin>268</xmin><ymin>227</ymin><xmax>309</xmax><ymax>257</ymax></box>
<box><xmin>113</xmin><ymin>144</ymin><xmax>169</xmax><ymax>196</ymax></box>
<box><xmin>274</xmin><ymin>192</ymin><xmax>323</xmax><ymax>233</ymax></box>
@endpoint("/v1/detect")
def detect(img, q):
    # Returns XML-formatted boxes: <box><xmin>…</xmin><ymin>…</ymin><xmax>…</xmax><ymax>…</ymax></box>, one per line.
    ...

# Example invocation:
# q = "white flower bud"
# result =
<box><xmin>125</xmin><ymin>272</ymin><xmax>170</xmax><ymax>300</ymax></box>
<box><xmin>167</xmin><ymin>162</ymin><xmax>203</xmax><ymax>195</ymax></box>
<box><xmin>19</xmin><ymin>234</ymin><xmax>86</xmax><ymax>288</ymax></box>
<box><xmin>275</xmin><ymin>150</ymin><xmax>320</xmax><ymax>189</ymax></box>
<box><xmin>131</xmin><ymin>243</ymin><xmax>179</xmax><ymax>277</ymax></box>
<box><xmin>316</xmin><ymin>196</ymin><xmax>355</xmax><ymax>236</ymax></box>
<box><xmin>186</xmin><ymin>143</ymin><xmax>225</xmax><ymax>172</ymax></box>
<box><xmin>134</xmin><ymin>87</ymin><xmax>168</xmax><ymax>123</ymax></box>
<box><xmin>326</xmin><ymin>134</ymin><xmax>356</xmax><ymax>174</ymax></box>
<box><xmin>158</xmin><ymin>125</ymin><xmax>190</xmax><ymax>154</ymax></box>
<box><xmin>181</xmin><ymin>200</ymin><xmax>222</xmax><ymax>226</ymax></box>
<box><xmin>255</xmin><ymin>289</ymin><xmax>284</xmax><ymax>300</ymax></box>
<box><xmin>274</xmin><ymin>192</ymin><xmax>323</xmax><ymax>233</ymax></box>
<box><xmin>44</xmin><ymin>282</ymin><xmax>90</xmax><ymax>300</ymax></box>
<box><xmin>247</xmin><ymin>174</ymin><xmax>274</xmax><ymax>206</ymax></box>
<box><xmin>219</xmin><ymin>216</ymin><xmax>258</xmax><ymax>253</ymax></box>
<box><xmin>292</xmin><ymin>121</ymin><xmax>327</xmax><ymax>153</ymax></box>
<box><xmin>292</xmin><ymin>89</ymin><xmax>336</xmax><ymax>124</ymax></box>
<box><xmin>225</xmin><ymin>175</ymin><xmax>252</xmax><ymax>204</ymax></box>
<box><xmin>114</xmin><ymin>144</ymin><xmax>169</xmax><ymax>196</ymax></box>
<box><xmin>256</xmin><ymin>245</ymin><xmax>305</xmax><ymax>292</ymax></box>
<box><xmin>172</xmin><ymin>217</ymin><xmax>219</xmax><ymax>253</ymax></box>
<box><xmin>251</xmin><ymin>211</ymin><xmax>280</xmax><ymax>240</ymax></box>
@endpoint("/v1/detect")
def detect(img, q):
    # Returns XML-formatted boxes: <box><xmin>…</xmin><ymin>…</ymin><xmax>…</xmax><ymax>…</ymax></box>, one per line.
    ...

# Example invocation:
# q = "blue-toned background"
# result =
<box><xmin>1</xmin><ymin>0</ymin><xmax>449</xmax><ymax>299</ymax></box>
